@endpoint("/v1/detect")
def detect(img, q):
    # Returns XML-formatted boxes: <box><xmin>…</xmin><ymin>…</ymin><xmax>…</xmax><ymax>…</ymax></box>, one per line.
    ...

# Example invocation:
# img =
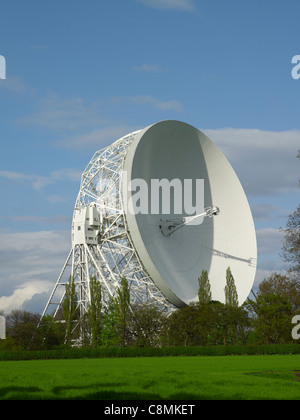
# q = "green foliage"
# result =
<box><xmin>281</xmin><ymin>205</ymin><xmax>300</xmax><ymax>276</ymax></box>
<box><xmin>198</xmin><ymin>270</ymin><xmax>212</xmax><ymax>305</ymax></box>
<box><xmin>166</xmin><ymin>304</ymin><xmax>201</xmax><ymax>346</ymax></box>
<box><xmin>87</xmin><ymin>276</ymin><xmax>102</xmax><ymax>347</ymax></box>
<box><xmin>1</xmin><ymin>343</ymin><xmax>300</xmax><ymax>362</ymax></box>
<box><xmin>251</xmin><ymin>294</ymin><xmax>293</xmax><ymax>344</ymax></box>
<box><xmin>130</xmin><ymin>305</ymin><xmax>165</xmax><ymax>347</ymax></box>
<box><xmin>225</xmin><ymin>267</ymin><xmax>239</xmax><ymax>308</ymax></box>
<box><xmin>37</xmin><ymin>315</ymin><xmax>65</xmax><ymax>349</ymax></box>
<box><xmin>164</xmin><ymin>301</ymin><xmax>251</xmax><ymax>347</ymax></box>
<box><xmin>280</xmin><ymin>151</ymin><xmax>299</xmax><ymax>276</ymax></box>
<box><xmin>3</xmin><ymin>259</ymin><xmax>300</xmax><ymax>352</ymax></box>
<box><xmin>101</xmin><ymin>277</ymin><xmax>132</xmax><ymax>347</ymax></box>
<box><xmin>115</xmin><ymin>277</ymin><xmax>131</xmax><ymax>346</ymax></box>
<box><xmin>4</xmin><ymin>310</ymin><xmax>41</xmax><ymax>350</ymax></box>
<box><xmin>101</xmin><ymin>299</ymin><xmax>120</xmax><ymax>347</ymax></box>
<box><xmin>258</xmin><ymin>273</ymin><xmax>300</xmax><ymax>313</ymax></box>
<box><xmin>62</xmin><ymin>275</ymin><xmax>78</xmax><ymax>345</ymax></box>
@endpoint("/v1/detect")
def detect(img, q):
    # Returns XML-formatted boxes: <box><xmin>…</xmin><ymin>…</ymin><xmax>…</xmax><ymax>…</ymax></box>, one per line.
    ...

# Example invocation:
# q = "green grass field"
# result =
<box><xmin>1</xmin><ymin>355</ymin><xmax>300</xmax><ymax>400</ymax></box>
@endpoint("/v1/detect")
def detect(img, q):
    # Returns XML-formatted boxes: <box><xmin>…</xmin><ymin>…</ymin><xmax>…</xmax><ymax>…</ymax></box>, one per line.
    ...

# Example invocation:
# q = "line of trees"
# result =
<box><xmin>1</xmin><ymin>267</ymin><xmax>299</xmax><ymax>351</ymax></box>
<box><xmin>1</xmin><ymin>151</ymin><xmax>299</xmax><ymax>352</ymax></box>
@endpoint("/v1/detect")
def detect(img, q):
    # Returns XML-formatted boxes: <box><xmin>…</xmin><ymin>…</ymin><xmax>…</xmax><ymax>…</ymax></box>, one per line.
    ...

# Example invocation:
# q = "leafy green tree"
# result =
<box><xmin>166</xmin><ymin>305</ymin><xmax>201</xmax><ymax>346</ymax></box>
<box><xmin>131</xmin><ymin>305</ymin><xmax>165</xmax><ymax>347</ymax></box>
<box><xmin>196</xmin><ymin>302</ymin><xmax>215</xmax><ymax>346</ymax></box>
<box><xmin>37</xmin><ymin>315</ymin><xmax>65</xmax><ymax>349</ymax></box>
<box><xmin>115</xmin><ymin>277</ymin><xmax>131</xmax><ymax>346</ymax></box>
<box><xmin>224</xmin><ymin>305</ymin><xmax>251</xmax><ymax>345</ymax></box>
<box><xmin>88</xmin><ymin>276</ymin><xmax>102</xmax><ymax>347</ymax></box>
<box><xmin>281</xmin><ymin>205</ymin><xmax>300</xmax><ymax>277</ymax></box>
<box><xmin>280</xmin><ymin>152</ymin><xmax>299</xmax><ymax>277</ymax></box>
<box><xmin>235</xmin><ymin>305</ymin><xmax>252</xmax><ymax>345</ymax></box>
<box><xmin>101</xmin><ymin>299</ymin><xmax>120</xmax><ymax>347</ymax></box>
<box><xmin>207</xmin><ymin>301</ymin><xmax>231</xmax><ymax>345</ymax></box>
<box><xmin>62</xmin><ymin>275</ymin><xmax>78</xmax><ymax>345</ymax></box>
<box><xmin>206</xmin><ymin>301</ymin><xmax>250</xmax><ymax>346</ymax></box>
<box><xmin>5</xmin><ymin>310</ymin><xmax>40</xmax><ymax>350</ymax></box>
<box><xmin>259</xmin><ymin>272</ymin><xmax>300</xmax><ymax>314</ymax></box>
<box><xmin>252</xmin><ymin>294</ymin><xmax>293</xmax><ymax>344</ymax></box>
<box><xmin>225</xmin><ymin>267</ymin><xmax>239</xmax><ymax>308</ymax></box>
<box><xmin>198</xmin><ymin>270</ymin><xmax>212</xmax><ymax>305</ymax></box>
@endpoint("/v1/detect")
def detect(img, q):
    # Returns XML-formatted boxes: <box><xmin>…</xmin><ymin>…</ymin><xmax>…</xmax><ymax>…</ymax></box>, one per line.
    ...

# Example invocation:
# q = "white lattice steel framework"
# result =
<box><xmin>40</xmin><ymin>131</ymin><xmax>175</xmax><ymax>343</ymax></box>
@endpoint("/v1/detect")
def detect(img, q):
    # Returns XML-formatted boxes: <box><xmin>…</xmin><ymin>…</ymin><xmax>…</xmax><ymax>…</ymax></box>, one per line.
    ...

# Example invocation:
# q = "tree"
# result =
<box><xmin>131</xmin><ymin>305</ymin><xmax>165</xmax><ymax>347</ymax></box>
<box><xmin>115</xmin><ymin>277</ymin><xmax>131</xmax><ymax>346</ymax></box>
<box><xmin>166</xmin><ymin>305</ymin><xmax>201</xmax><ymax>346</ymax></box>
<box><xmin>281</xmin><ymin>205</ymin><xmax>300</xmax><ymax>277</ymax></box>
<box><xmin>280</xmin><ymin>151</ymin><xmax>300</xmax><ymax>277</ymax></box>
<box><xmin>225</xmin><ymin>267</ymin><xmax>239</xmax><ymax>308</ymax></box>
<box><xmin>222</xmin><ymin>304</ymin><xmax>251</xmax><ymax>345</ymax></box>
<box><xmin>62</xmin><ymin>275</ymin><xmax>78</xmax><ymax>345</ymax></box>
<box><xmin>101</xmin><ymin>299</ymin><xmax>120</xmax><ymax>347</ymax></box>
<box><xmin>252</xmin><ymin>294</ymin><xmax>293</xmax><ymax>344</ymax></box>
<box><xmin>5</xmin><ymin>310</ymin><xmax>40</xmax><ymax>350</ymax></box>
<box><xmin>197</xmin><ymin>302</ymin><xmax>215</xmax><ymax>346</ymax></box>
<box><xmin>37</xmin><ymin>315</ymin><xmax>65</xmax><ymax>349</ymax></box>
<box><xmin>207</xmin><ymin>301</ymin><xmax>230</xmax><ymax>345</ymax></box>
<box><xmin>259</xmin><ymin>272</ymin><xmax>300</xmax><ymax>313</ymax></box>
<box><xmin>87</xmin><ymin>276</ymin><xmax>102</xmax><ymax>347</ymax></box>
<box><xmin>198</xmin><ymin>270</ymin><xmax>212</xmax><ymax>305</ymax></box>
<box><xmin>101</xmin><ymin>277</ymin><xmax>131</xmax><ymax>347</ymax></box>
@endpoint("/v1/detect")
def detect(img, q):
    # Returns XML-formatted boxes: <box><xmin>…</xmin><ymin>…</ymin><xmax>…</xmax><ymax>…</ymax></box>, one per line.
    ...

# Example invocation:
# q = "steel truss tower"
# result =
<box><xmin>40</xmin><ymin>131</ymin><xmax>175</xmax><ymax>345</ymax></box>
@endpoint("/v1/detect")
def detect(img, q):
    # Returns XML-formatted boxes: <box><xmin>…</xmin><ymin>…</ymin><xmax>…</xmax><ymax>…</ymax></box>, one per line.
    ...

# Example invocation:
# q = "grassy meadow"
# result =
<box><xmin>1</xmin><ymin>354</ymin><xmax>300</xmax><ymax>400</ymax></box>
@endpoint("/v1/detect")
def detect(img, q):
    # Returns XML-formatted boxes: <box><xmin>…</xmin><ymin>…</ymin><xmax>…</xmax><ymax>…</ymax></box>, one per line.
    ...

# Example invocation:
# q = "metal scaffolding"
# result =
<box><xmin>40</xmin><ymin>131</ymin><xmax>175</xmax><ymax>345</ymax></box>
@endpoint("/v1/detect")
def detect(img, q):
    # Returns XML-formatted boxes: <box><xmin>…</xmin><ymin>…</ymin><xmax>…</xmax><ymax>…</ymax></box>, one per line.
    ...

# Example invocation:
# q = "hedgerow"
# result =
<box><xmin>1</xmin><ymin>343</ymin><xmax>300</xmax><ymax>361</ymax></box>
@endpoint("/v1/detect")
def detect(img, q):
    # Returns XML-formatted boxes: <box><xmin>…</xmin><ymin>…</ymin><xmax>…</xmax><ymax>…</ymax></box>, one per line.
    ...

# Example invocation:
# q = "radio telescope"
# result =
<box><xmin>41</xmin><ymin>120</ymin><xmax>257</xmax><ymax>342</ymax></box>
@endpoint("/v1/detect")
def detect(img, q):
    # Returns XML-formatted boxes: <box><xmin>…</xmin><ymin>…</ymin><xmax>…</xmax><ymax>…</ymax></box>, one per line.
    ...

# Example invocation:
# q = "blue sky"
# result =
<box><xmin>0</xmin><ymin>0</ymin><xmax>299</xmax><ymax>313</ymax></box>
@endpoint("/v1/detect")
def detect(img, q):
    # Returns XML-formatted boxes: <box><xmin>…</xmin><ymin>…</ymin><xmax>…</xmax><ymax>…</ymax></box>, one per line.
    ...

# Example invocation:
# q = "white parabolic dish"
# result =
<box><xmin>122</xmin><ymin>120</ymin><xmax>257</xmax><ymax>308</ymax></box>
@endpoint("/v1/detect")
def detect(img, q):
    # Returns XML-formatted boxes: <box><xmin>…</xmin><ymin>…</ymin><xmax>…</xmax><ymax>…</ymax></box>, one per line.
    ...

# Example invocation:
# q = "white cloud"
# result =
<box><xmin>0</xmin><ymin>76</ymin><xmax>27</xmax><ymax>93</ymax></box>
<box><xmin>0</xmin><ymin>230</ymin><xmax>70</xmax><ymax>313</ymax></box>
<box><xmin>0</xmin><ymin>230</ymin><xmax>69</xmax><ymax>258</ymax></box>
<box><xmin>137</xmin><ymin>0</ymin><xmax>196</xmax><ymax>12</ymax></box>
<box><xmin>203</xmin><ymin>128</ymin><xmax>300</xmax><ymax>196</ymax></box>
<box><xmin>256</xmin><ymin>228</ymin><xmax>284</xmax><ymax>256</ymax></box>
<box><xmin>46</xmin><ymin>195</ymin><xmax>68</xmax><ymax>204</ymax></box>
<box><xmin>8</xmin><ymin>215</ymin><xmax>70</xmax><ymax>224</ymax></box>
<box><xmin>0</xmin><ymin>170</ymin><xmax>51</xmax><ymax>191</ymax></box>
<box><xmin>0</xmin><ymin>168</ymin><xmax>81</xmax><ymax>191</ymax></box>
<box><xmin>0</xmin><ymin>281</ymin><xmax>53</xmax><ymax>314</ymax></box>
<box><xmin>57</xmin><ymin>125</ymin><xmax>136</xmax><ymax>150</ymax></box>
<box><xmin>252</xmin><ymin>228</ymin><xmax>286</xmax><ymax>291</ymax></box>
<box><xmin>17</xmin><ymin>92</ymin><xmax>105</xmax><ymax>131</ymax></box>
<box><xmin>51</xmin><ymin>168</ymin><xmax>82</xmax><ymax>183</ymax></box>
<box><xmin>251</xmin><ymin>204</ymin><xmax>282</xmax><ymax>222</ymax></box>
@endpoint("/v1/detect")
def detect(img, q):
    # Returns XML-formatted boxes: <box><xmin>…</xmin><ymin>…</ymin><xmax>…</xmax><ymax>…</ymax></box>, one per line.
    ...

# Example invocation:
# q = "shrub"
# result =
<box><xmin>1</xmin><ymin>344</ymin><xmax>300</xmax><ymax>361</ymax></box>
